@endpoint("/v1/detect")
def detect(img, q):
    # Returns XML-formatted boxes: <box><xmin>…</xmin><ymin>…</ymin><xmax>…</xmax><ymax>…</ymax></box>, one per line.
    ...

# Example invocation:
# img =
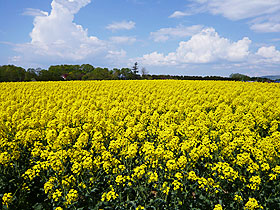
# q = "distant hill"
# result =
<box><xmin>261</xmin><ymin>75</ymin><xmax>280</xmax><ymax>80</ymax></box>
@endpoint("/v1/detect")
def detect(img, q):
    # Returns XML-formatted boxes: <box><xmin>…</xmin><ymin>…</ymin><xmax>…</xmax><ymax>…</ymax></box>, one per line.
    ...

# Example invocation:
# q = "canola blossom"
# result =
<box><xmin>1</xmin><ymin>80</ymin><xmax>280</xmax><ymax>209</ymax></box>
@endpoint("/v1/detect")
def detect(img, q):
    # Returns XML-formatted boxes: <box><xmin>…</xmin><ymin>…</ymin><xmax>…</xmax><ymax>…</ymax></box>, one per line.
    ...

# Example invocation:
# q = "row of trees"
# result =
<box><xmin>0</xmin><ymin>64</ymin><xmax>274</xmax><ymax>82</ymax></box>
<box><xmin>0</xmin><ymin>63</ymin><xmax>141</xmax><ymax>82</ymax></box>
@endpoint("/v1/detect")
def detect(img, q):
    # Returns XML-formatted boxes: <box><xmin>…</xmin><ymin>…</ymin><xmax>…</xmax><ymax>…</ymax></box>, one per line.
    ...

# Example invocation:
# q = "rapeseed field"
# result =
<box><xmin>1</xmin><ymin>80</ymin><xmax>280</xmax><ymax>209</ymax></box>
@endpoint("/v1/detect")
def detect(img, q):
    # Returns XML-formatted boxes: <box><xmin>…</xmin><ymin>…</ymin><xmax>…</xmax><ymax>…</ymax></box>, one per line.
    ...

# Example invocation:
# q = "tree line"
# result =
<box><xmin>0</xmin><ymin>63</ymin><xmax>274</xmax><ymax>82</ymax></box>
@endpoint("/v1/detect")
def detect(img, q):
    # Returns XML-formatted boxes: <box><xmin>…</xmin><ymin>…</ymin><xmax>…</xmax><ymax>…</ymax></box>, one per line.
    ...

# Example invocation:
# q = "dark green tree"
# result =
<box><xmin>80</xmin><ymin>64</ymin><xmax>94</xmax><ymax>74</ymax></box>
<box><xmin>83</xmin><ymin>67</ymin><xmax>111</xmax><ymax>80</ymax></box>
<box><xmin>0</xmin><ymin>65</ymin><xmax>25</xmax><ymax>82</ymax></box>
<box><xmin>38</xmin><ymin>69</ymin><xmax>57</xmax><ymax>81</ymax></box>
<box><xmin>229</xmin><ymin>73</ymin><xmax>251</xmax><ymax>81</ymax></box>
<box><xmin>120</xmin><ymin>68</ymin><xmax>134</xmax><ymax>80</ymax></box>
<box><xmin>111</xmin><ymin>68</ymin><xmax>121</xmax><ymax>80</ymax></box>
<box><xmin>24</xmin><ymin>68</ymin><xmax>38</xmax><ymax>81</ymax></box>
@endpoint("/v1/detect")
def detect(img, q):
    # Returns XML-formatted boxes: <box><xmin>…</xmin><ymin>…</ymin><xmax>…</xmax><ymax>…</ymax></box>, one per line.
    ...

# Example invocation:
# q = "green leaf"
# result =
<box><xmin>33</xmin><ymin>203</ymin><xmax>44</xmax><ymax>210</ymax></box>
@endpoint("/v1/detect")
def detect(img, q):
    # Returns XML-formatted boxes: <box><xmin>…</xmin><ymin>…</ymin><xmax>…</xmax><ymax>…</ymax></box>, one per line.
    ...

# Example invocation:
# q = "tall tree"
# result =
<box><xmin>132</xmin><ymin>62</ymin><xmax>139</xmax><ymax>74</ymax></box>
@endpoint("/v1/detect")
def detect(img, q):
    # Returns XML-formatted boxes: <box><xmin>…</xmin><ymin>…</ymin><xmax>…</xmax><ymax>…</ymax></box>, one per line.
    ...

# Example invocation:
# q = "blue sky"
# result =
<box><xmin>0</xmin><ymin>0</ymin><xmax>280</xmax><ymax>76</ymax></box>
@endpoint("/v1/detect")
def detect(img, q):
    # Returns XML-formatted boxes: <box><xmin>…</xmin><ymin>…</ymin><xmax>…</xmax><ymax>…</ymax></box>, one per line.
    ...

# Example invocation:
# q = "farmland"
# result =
<box><xmin>1</xmin><ymin>80</ymin><xmax>280</xmax><ymax>209</ymax></box>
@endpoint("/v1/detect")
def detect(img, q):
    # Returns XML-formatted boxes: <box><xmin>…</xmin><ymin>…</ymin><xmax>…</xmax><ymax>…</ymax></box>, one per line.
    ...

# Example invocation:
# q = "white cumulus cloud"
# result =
<box><xmin>54</xmin><ymin>0</ymin><xmax>91</xmax><ymax>14</ymax></box>
<box><xmin>106</xmin><ymin>49</ymin><xmax>127</xmax><ymax>60</ymax></box>
<box><xmin>139</xmin><ymin>28</ymin><xmax>251</xmax><ymax>66</ymax></box>
<box><xmin>15</xmin><ymin>0</ymin><xmax>108</xmax><ymax>63</ymax></box>
<box><xmin>106</xmin><ymin>21</ymin><xmax>136</xmax><ymax>31</ymax></box>
<box><xmin>150</xmin><ymin>25</ymin><xmax>204</xmax><ymax>42</ymax></box>
<box><xmin>256</xmin><ymin>46</ymin><xmax>280</xmax><ymax>62</ymax></box>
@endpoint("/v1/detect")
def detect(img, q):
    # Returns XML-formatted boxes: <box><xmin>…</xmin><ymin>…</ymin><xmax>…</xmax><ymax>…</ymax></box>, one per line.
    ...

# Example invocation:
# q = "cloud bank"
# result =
<box><xmin>170</xmin><ymin>0</ymin><xmax>280</xmax><ymax>32</ymax></box>
<box><xmin>256</xmin><ymin>46</ymin><xmax>280</xmax><ymax>63</ymax></box>
<box><xmin>139</xmin><ymin>28</ymin><xmax>251</xmax><ymax>66</ymax></box>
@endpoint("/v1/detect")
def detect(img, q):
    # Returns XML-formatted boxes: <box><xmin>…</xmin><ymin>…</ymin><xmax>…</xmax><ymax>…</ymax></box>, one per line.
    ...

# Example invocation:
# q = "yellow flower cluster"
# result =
<box><xmin>247</xmin><ymin>176</ymin><xmax>261</xmax><ymax>190</ymax></box>
<box><xmin>234</xmin><ymin>194</ymin><xmax>243</xmax><ymax>202</ymax></box>
<box><xmin>213</xmin><ymin>204</ymin><xmax>223</xmax><ymax>210</ymax></box>
<box><xmin>244</xmin><ymin>198</ymin><xmax>263</xmax><ymax>210</ymax></box>
<box><xmin>101</xmin><ymin>186</ymin><xmax>119</xmax><ymax>202</ymax></box>
<box><xmin>0</xmin><ymin>80</ymin><xmax>280</xmax><ymax>209</ymax></box>
<box><xmin>65</xmin><ymin>189</ymin><xmax>79</xmax><ymax>206</ymax></box>
<box><xmin>2</xmin><ymin>193</ymin><xmax>13</xmax><ymax>207</ymax></box>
